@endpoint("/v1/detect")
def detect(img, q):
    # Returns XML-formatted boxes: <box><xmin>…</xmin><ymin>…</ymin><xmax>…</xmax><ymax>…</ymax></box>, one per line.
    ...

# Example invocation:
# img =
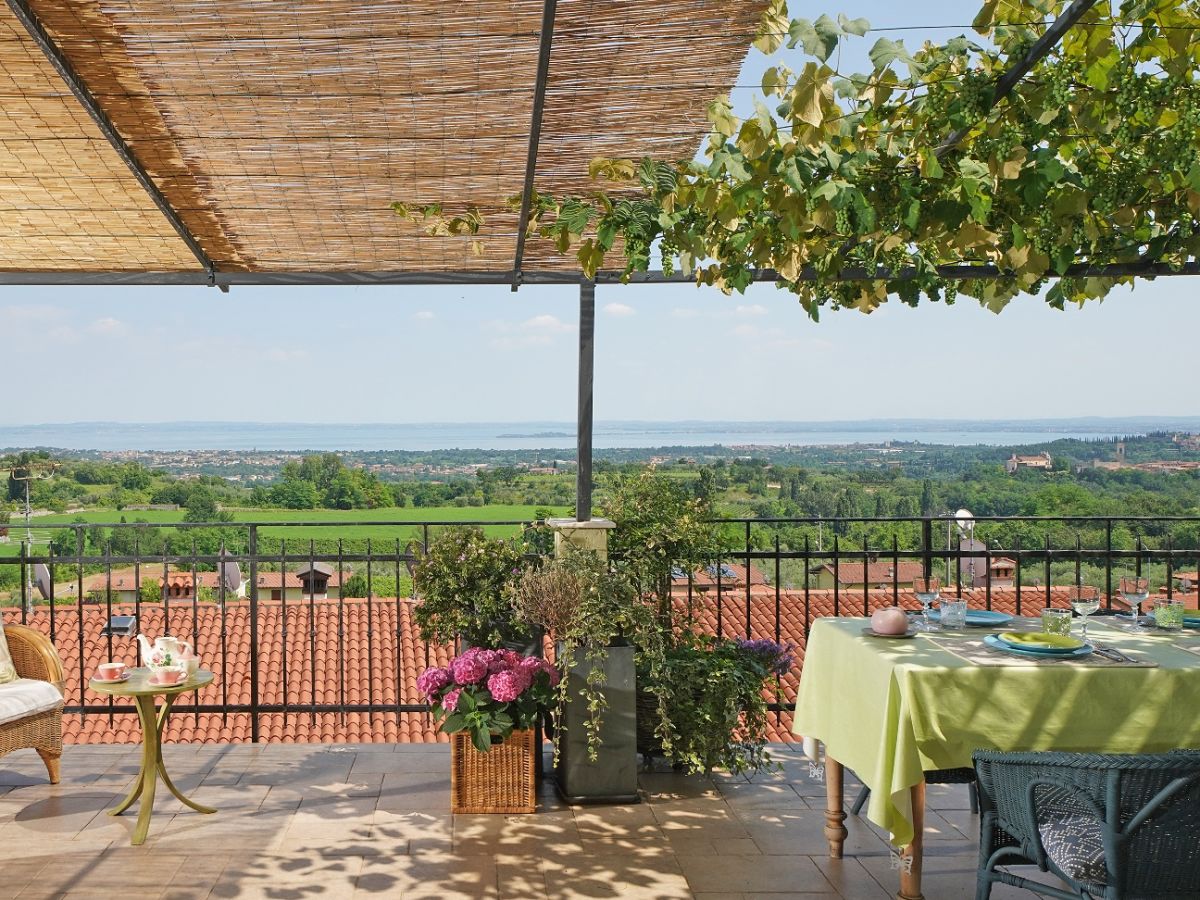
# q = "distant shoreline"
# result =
<box><xmin>1</xmin><ymin>418</ymin><xmax>1196</xmax><ymax>453</ymax></box>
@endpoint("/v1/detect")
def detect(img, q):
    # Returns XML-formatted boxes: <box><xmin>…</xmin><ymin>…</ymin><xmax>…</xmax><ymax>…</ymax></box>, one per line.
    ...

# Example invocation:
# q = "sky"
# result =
<box><xmin>3</xmin><ymin>0</ymin><xmax>1190</xmax><ymax>427</ymax></box>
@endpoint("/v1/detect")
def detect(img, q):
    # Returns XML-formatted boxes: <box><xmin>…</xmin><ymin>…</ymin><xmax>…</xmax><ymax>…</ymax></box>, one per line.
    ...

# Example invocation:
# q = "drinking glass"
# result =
<box><xmin>1154</xmin><ymin>597</ymin><xmax>1185</xmax><ymax>631</ymax></box>
<box><xmin>1118</xmin><ymin>576</ymin><xmax>1150</xmax><ymax>625</ymax></box>
<box><xmin>1067</xmin><ymin>586</ymin><xmax>1100</xmax><ymax>642</ymax></box>
<box><xmin>912</xmin><ymin>576</ymin><xmax>941</xmax><ymax>632</ymax></box>
<box><xmin>1041</xmin><ymin>608</ymin><xmax>1073</xmax><ymax>637</ymax></box>
<box><xmin>940</xmin><ymin>600</ymin><xmax>968</xmax><ymax>629</ymax></box>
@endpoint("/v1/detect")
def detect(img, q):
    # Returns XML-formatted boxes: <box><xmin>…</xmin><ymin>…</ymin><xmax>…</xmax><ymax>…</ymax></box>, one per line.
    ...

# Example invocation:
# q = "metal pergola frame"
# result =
<box><xmin>3</xmin><ymin>0</ymin><xmax>1192</xmax><ymax>524</ymax></box>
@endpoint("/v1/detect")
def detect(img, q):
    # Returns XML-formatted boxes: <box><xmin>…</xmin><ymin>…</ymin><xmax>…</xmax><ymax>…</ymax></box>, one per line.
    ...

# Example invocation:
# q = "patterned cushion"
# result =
<box><xmin>0</xmin><ymin>627</ymin><xmax>17</xmax><ymax>685</ymax></box>
<box><xmin>0</xmin><ymin>678</ymin><xmax>62</xmax><ymax>726</ymax></box>
<box><xmin>1036</xmin><ymin>791</ymin><xmax>1109</xmax><ymax>886</ymax></box>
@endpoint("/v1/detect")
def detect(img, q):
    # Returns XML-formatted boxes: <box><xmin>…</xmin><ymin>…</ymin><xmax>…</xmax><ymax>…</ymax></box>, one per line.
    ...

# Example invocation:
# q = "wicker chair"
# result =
<box><xmin>0</xmin><ymin>625</ymin><xmax>65</xmax><ymax>783</ymax></box>
<box><xmin>973</xmin><ymin>749</ymin><xmax>1200</xmax><ymax>900</ymax></box>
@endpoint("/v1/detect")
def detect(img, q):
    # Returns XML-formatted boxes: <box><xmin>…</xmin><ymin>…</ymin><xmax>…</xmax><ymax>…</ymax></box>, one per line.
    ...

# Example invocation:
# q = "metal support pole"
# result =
<box><xmin>576</xmin><ymin>280</ymin><xmax>595</xmax><ymax>522</ymax></box>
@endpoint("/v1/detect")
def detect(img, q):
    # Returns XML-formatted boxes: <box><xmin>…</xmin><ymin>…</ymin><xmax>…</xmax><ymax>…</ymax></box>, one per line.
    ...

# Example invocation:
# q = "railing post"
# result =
<box><xmin>921</xmin><ymin>517</ymin><xmax>933</xmax><ymax>579</ymax></box>
<box><xmin>248</xmin><ymin>524</ymin><xmax>260</xmax><ymax>744</ymax></box>
<box><xmin>1105</xmin><ymin>518</ymin><xmax>1113</xmax><ymax>609</ymax></box>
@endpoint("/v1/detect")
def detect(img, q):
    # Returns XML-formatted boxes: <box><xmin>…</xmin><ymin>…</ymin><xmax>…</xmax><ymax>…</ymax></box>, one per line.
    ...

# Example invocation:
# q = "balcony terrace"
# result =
<box><xmin>0</xmin><ymin>515</ymin><xmax>1196</xmax><ymax>898</ymax></box>
<box><xmin>1</xmin><ymin>742</ymin><xmax>1026</xmax><ymax>899</ymax></box>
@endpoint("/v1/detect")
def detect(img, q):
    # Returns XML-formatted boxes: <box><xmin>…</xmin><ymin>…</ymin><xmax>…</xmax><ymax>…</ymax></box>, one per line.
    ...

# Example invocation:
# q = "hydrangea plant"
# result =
<box><xmin>417</xmin><ymin>647</ymin><xmax>558</xmax><ymax>753</ymax></box>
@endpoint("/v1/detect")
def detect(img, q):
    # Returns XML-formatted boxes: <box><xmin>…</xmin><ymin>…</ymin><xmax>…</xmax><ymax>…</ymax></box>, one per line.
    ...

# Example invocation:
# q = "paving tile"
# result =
<box><xmin>676</xmin><ymin>854</ymin><xmax>838</xmax><ymax>895</ymax></box>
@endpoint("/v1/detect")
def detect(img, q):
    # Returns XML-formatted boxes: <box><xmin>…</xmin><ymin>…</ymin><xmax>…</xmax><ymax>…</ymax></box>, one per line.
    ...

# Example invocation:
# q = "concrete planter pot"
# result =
<box><xmin>554</xmin><ymin>642</ymin><xmax>639</xmax><ymax>804</ymax></box>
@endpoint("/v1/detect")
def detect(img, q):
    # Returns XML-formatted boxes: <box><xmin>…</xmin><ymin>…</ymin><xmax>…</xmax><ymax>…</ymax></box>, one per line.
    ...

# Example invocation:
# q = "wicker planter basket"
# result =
<box><xmin>450</xmin><ymin>728</ymin><xmax>537</xmax><ymax>814</ymax></box>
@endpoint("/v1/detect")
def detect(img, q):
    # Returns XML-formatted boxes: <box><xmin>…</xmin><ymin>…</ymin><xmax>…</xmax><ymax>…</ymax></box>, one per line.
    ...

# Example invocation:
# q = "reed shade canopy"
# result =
<box><xmin>0</xmin><ymin>0</ymin><xmax>766</xmax><ymax>278</ymax></box>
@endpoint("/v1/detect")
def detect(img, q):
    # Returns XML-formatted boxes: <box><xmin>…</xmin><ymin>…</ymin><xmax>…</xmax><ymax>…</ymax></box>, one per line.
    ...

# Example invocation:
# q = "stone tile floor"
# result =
<box><xmin>0</xmin><ymin>743</ymin><xmax>1058</xmax><ymax>899</ymax></box>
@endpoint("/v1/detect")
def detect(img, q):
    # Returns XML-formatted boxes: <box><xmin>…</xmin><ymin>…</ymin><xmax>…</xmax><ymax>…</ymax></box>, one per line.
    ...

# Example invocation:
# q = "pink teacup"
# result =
<box><xmin>97</xmin><ymin>662</ymin><xmax>127</xmax><ymax>681</ymax></box>
<box><xmin>149</xmin><ymin>668</ymin><xmax>186</xmax><ymax>686</ymax></box>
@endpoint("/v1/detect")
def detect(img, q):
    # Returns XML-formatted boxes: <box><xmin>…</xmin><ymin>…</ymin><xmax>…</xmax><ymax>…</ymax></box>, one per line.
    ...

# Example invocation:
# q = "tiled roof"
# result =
<box><xmin>671</xmin><ymin>562</ymin><xmax>768</xmax><ymax>589</ymax></box>
<box><xmin>812</xmin><ymin>560</ymin><xmax>925</xmax><ymax>585</ymax></box>
<box><xmin>1</xmin><ymin>585</ymin><xmax>1166</xmax><ymax>748</ymax></box>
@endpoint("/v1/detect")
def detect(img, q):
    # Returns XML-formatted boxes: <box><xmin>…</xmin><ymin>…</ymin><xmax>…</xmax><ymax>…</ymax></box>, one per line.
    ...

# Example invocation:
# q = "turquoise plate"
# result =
<box><xmin>984</xmin><ymin>633</ymin><xmax>1094</xmax><ymax>659</ymax></box>
<box><xmin>928</xmin><ymin>609</ymin><xmax>1013</xmax><ymax>627</ymax></box>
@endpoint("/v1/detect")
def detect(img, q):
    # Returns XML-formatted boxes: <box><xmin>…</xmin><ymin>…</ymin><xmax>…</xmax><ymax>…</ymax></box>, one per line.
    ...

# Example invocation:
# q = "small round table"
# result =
<box><xmin>89</xmin><ymin>668</ymin><xmax>216</xmax><ymax>845</ymax></box>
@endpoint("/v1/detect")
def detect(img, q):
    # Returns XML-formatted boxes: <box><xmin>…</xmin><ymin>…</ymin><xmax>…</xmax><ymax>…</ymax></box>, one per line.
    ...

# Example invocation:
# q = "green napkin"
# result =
<box><xmin>998</xmin><ymin>632</ymin><xmax>1083</xmax><ymax>650</ymax></box>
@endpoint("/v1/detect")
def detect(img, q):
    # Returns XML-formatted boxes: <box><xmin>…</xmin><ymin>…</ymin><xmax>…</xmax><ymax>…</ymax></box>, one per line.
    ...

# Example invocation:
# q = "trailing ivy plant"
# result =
<box><xmin>405</xmin><ymin>0</ymin><xmax>1200</xmax><ymax>317</ymax></box>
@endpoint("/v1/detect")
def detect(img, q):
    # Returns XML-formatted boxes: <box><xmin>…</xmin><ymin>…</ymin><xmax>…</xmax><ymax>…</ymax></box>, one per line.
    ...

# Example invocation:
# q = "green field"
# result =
<box><xmin>2</xmin><ymin>504</ymin><xmax>566</xmax><ymax>557</ymax></box>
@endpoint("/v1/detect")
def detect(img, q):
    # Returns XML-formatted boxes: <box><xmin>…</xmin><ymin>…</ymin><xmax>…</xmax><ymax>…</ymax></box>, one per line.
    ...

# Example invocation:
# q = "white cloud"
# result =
<box><xmin>88</xmin><ymin>317</ymin><xmax>126</xmax><ymax>336</ymax></box>
<box><xmin>520</xmin><ymin>314</ymin><xmax>571</xmax><ymax>333</ymax></box>
<box><xmin>486</xmin><ymin>313</ymin><xmax>573</xmax><ymax>349</ymax></box>
<box><xmin>265</xmin><ymin>347</ymin><xmax>309</xmax><ymax>363</ymax></box>
<box><xmin>413</xmin><ymin>310</ymin><xmax>434</xmax><ymax>321</ymax></box>
<box><xmin>603</xmin><ymin>302</ymin><xmax>635</xmax><ymax>317</ymax></box>
<box><xmin>735</xmin><ymin>304</ymin><xmax>768</xmax><ymax>317</ymax></box>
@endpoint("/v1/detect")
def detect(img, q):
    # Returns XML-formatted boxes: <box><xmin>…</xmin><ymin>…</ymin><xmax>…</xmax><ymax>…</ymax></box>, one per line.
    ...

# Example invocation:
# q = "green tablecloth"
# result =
<box><xmin>791</xmin><ymin>617</ymin><xmax>1200</xmax><ymax>846</ymax></box>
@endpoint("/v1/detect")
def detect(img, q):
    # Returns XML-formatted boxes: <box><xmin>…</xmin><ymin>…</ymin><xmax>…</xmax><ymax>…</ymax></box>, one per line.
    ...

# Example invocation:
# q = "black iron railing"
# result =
<box><xmin>2</xmin><ymin>515</ymin><xmax>1197</xmax><ymax>740</ymax></box>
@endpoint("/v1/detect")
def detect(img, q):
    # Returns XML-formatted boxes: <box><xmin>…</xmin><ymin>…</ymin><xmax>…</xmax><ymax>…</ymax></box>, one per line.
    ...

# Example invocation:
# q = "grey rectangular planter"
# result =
<box><xmin>554</xmin><ymin>643</ymin><xmax>639</xmax><ymax>804</ymax></box>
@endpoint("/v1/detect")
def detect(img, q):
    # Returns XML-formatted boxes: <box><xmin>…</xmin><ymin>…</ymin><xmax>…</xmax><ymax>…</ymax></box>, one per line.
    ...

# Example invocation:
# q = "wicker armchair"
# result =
<box><xmin>0</xmin><ymin>625</ymin><xmax>65</xmax><ymax>783</ymax></box>
<box><xmin>973</xmin><ymin>749</ymin><xmax>1200</xmax><ymax>900</ymax></box>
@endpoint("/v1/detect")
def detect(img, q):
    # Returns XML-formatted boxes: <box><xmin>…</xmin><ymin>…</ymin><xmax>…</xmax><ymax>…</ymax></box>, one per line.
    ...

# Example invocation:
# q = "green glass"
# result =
<box><xmin>1041</xmin><ymin>608</ymin><xmax>1072</xmax><ymax>637</ymax></box>
<box><xmin>1154</xmin><ymin>599</ymin><xmax>1185</xmax><ymax>631</ymax></box>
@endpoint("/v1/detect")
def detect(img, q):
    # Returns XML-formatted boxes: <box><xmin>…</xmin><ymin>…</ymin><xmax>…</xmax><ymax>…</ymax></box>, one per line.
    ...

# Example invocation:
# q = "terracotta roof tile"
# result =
<box><xmin>3</xmin><ymin>584</ymin><xmax>1175</xmax><ymax>747</ymax></box>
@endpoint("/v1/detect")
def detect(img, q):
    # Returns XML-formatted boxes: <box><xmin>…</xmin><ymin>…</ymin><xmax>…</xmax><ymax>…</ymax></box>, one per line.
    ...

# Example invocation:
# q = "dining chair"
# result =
<box><xmin>973</xmin><ymin>749</ymin><xmax>1200</xmax><ymax>900</ymax></box>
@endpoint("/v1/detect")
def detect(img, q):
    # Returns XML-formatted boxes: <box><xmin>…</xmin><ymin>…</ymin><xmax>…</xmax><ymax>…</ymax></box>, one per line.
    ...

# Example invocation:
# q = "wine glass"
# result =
<box><xmin>912</xmin><ymin>576</ymin><xmax>941</xmax><ymax>632</ymax></box>
<box><xmin>1118</xmin><ymin>576</ymin><xmax>1150</xmax><ymax>625</ymax></box>
<box><xmin>1067</xmin><ymin>585</ymin><xmax>1100</xmax><ymax>642</ymax></box>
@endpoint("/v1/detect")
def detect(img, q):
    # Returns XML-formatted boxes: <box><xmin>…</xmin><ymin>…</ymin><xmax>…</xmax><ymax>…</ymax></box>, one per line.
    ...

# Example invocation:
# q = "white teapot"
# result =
<box><xmin>137</xmin><ymin>634</ymin><xmax>194</xmax><ymax>670</ymax></box>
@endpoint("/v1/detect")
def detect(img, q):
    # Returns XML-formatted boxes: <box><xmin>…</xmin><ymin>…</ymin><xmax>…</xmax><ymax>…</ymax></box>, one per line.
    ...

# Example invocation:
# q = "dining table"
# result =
<box><xmin>791</xmin><ymin>614</ymin><xmax>1200</xmax><ymax>900</ymax></box>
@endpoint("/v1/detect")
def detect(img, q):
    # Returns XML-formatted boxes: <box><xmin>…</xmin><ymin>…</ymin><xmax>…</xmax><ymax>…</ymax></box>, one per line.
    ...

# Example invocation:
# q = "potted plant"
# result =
<box><xmin>416</xmin><ymin>647</ymin><xmax>557</xmax><ymax>813</ymax></box>
<box><xmin>638</xmin><ymin>636</ymin><xmax>795</xmax><ymax>775</ymax></box>
<box><xmin>411</xmin><ymin>526</ymin><xmax>530</xmax><ymax>649</ymax></box>
<box><xmin>511</xmin><ymin>549</ymin><xmax>661</xmax><ymax>803</ymax></box>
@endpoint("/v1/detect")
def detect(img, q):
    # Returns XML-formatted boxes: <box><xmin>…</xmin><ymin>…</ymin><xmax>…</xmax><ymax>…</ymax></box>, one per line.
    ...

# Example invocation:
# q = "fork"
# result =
<box><xmin>1093</xmin><ymin>644</ymin><xmax>1134</xmax><ymax>663</ymax></box>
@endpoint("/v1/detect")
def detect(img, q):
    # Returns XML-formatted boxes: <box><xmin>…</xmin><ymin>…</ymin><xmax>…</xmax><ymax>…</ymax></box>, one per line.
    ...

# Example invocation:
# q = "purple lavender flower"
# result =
<box><xmin>416</xmin><ymin>666</ymin><xmax>451</xmax><ymax>698</ymax></box>
<box><xmin>735</xmin><ymin>637</ymin><xmax>796</xmax><ymax>676</ymax></box>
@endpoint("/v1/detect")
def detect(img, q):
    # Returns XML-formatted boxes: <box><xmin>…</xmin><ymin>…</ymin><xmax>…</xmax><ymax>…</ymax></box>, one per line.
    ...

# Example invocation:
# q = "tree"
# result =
<box><xmin>425</xmin><ymin>2</ymin><xmax>1200</xmax><ymax>315</ymax></box>
<box><xmin>271</xmin><ymin>478</ymin><xmax>319</xmax><ymax>509</ymax></box>
<box><xmin>183</xmin><ymin>487</ymin><xmax>232</xmax><ymax>523</ymax></box>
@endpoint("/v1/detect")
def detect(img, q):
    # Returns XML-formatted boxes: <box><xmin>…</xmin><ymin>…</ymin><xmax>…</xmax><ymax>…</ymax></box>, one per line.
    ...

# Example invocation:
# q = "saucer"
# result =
<box><xmin>861</xmin><ymin>627</ymin><xmax>917</xmax><ymax>640</ymax></box>
<box><xmin>92</xmin><ymin>672</ymin><xmax>131</xmax><ymax>684</ymax></box>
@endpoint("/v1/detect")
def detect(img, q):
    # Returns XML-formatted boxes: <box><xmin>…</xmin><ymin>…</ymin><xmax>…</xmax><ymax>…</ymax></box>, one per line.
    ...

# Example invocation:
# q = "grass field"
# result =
<box><xmin>1</xmin><ymin>504</ymin><xmax>567</xmax><ymax>556</ymax></box>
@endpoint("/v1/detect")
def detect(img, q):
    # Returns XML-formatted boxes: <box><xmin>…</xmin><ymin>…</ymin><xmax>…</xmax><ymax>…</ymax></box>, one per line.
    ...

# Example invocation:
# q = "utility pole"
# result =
<box><xmin>9</xmin><ymin>459</ymin><xmax>59</xmax><ymax>615</ymax></box>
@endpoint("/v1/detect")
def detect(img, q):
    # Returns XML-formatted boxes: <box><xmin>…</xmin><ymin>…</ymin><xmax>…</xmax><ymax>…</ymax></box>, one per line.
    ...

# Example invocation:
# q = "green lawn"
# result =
<box><xmin>1</xmin><ymin>504</ymin><xmax>566</xmax><ymax>556</ymax></box>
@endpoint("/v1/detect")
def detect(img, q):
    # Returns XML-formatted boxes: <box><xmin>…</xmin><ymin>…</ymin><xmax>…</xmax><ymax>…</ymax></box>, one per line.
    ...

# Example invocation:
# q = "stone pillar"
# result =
<box><xmin>547</xmin><ymin>517</ymin><xmax>615</xmax><ymax>560</ymax></box>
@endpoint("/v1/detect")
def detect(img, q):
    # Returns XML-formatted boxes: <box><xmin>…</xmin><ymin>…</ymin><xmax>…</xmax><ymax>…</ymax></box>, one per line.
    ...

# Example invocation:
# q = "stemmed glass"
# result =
<box><xmin>1067</xmin><ymin>585</ymin><xmax>1100</xmax><ymax>643</ymax></box>
<box><xmin>912</xmin><ymin>576</ymin><xmax>941</xmax><ymax>632</ymax></box>
<box><xmin>1118</xmin><ymin>576</ymin><xmax>1150</xmax><ymax>626</ymax></box>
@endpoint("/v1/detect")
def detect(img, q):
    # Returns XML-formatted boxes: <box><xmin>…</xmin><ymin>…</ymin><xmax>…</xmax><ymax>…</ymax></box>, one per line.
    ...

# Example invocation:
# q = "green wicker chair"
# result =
<box><xmin>973</xmin><ymin>749</ymin><xmax>1200</xmax><ymax>900</ymax></box>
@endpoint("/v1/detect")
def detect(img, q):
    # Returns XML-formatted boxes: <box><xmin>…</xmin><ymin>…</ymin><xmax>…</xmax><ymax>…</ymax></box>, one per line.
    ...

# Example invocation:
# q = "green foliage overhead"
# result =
<box><xmin>508</xmin><ymin>0</ymin><xmax>1200</xmax><ymax>316</ymax></box>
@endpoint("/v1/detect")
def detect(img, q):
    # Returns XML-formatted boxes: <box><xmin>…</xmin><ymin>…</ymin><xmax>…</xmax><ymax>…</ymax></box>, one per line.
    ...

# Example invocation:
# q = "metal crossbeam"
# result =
<box><xmin>2</xmin><ymin>0</ymin><xmax>218</xmax><ymax>284</ymax></box>
<box><xmin>936</xmin><ymin>0</ymin><xmax>1099</xmax><ymax>157</ymax></box>
<box><xmin>0</xmin><ymin>260</ymin><xmax>1194</xmax><ymax>288</ymax></box>
<box><xmin>510</xmin><ymin>0</ymin><xmax>558</xmax><ymax>291</ymax></box>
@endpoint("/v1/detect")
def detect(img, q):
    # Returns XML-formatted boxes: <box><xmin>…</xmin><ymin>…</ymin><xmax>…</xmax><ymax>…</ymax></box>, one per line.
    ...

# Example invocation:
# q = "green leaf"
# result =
<box><xmin>706</xmin><ymin>95</ymin><xmax>739</xmax><ymax>138</ymax></box>
<box><xmin>791</xmin><ymin>62</ymin><xmax>830</xmax><ymax>128</ymax></box>
<box><xmin>811</xmin><ymin>14</ymin><xmax>841</xmax><ymax>61</ymax></box>
<box><xmin>470</xmin><ymin>726</ymin><xmax>492</xmax><ymax>754</ymax></box>
<box><xmin>868</xmin><ymin>37</ymin><xmax>913</xmax><ymax>72</ymax></box>
<box><xmin>837</xmin><ymin>14</ymin><xmax>870</xmax><ymax>37</ymax></box>
<box><xmin>918</xmin><ymin>149</ymin><xmax>944</xmax><ymax>179</ymax></box>
<box><xmin>753</xmin><ymin>0</ymin><xmax>788</xmax><ymax>54</ymax></box>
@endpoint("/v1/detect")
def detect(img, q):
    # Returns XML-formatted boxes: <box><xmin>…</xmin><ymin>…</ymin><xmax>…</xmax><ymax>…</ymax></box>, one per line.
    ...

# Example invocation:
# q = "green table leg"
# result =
<box><xmin>108</xmin><ymin>692</ymin><xmax>216</xmax><ymax>846</ymax></box>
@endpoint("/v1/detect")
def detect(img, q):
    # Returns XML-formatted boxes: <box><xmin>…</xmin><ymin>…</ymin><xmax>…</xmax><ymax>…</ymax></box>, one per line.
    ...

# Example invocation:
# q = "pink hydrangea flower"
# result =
<box><xmin>451</xmin><ymin>653</ymin><xmax>488</xmax><ymax>685</ymax></box>
<box><xmin>416</xmin><ymin>666</ymin><xmax>451</xmax><ymax>698</ymax></box>
<box><xmin>487</xmin><ymin>668</ymin><xmax>532</xmax><ymax>703</ymax></box>
<box><xmin>441</xmin><ymin>688</ymin><xmax>462</xmax><ymax>712</ymax></box>
<box><xmin>488</xmin><ymin>649</ymin><xmax>522</xmax><ymax>674</ymax></box>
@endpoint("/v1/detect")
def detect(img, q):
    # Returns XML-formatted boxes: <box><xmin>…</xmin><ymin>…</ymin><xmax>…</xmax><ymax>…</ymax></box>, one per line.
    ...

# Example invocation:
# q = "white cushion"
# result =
<box><xmin>0</xmin><ymin>679</ymin><xmax>62</xmax><ymax>726</ymax></box>
<box><xmin>0</xmin><ymin>627</ymin><xmax>16</xmax><ymax>684</ymax></box>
